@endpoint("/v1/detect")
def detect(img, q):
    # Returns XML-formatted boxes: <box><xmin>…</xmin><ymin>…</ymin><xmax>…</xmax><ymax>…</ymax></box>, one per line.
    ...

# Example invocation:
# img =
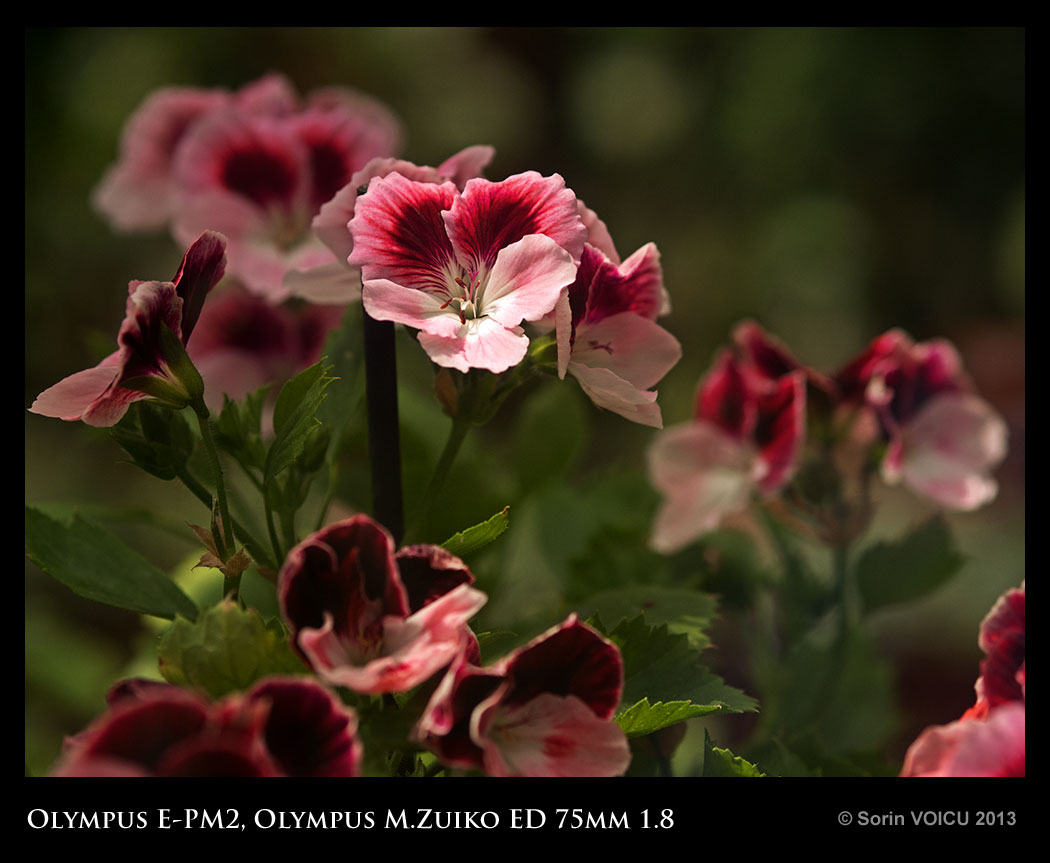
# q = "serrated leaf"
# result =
<box><xmin>616</xmin><ymin>698</ymin><xmax>720</xmax><ymax>737</ymax></box>
<box><xmin>157</xmin><ymin>601</ymin><xmax>306</xmax><ymax>698</ymax></box>
<box><xmin>25</xmin><ymin>505</ymin><xmax>197</xmax><ymax>620</ymax></box>
<box><xmin>856</xmin><ymin>516</ymin><xmax>966</xmax><ymax>613</ymax></box>
<box><xmin>264</xmin><ymin>361</ymin><xmax>335</xmax><ymax>483</ymax></box>
<box><xmin>603</xmin><ymin>614</ymin><xmax>757</xmax><ymax>720</ymax></box>
<box><xmin>442</xmin><ymin>506</ymin><xmax>510</xmax><ymax>557</ymax></box>
<box><xmin>577</xmin><ymin>587</ymin><xmax>718</xmax><ymax>649</ymax></box>
<box><xmin>703</xmin><ymin>731</ymin><xmax>764</xmax><ymax>777</ymax></box>
<box><xmin>215</xmin><ymin>387</ymin><xmax>269</xmax><ymax>470</ymax></box>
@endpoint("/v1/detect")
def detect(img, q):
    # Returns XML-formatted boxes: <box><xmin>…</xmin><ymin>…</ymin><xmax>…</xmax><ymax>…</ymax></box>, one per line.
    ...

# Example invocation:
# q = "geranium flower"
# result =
<box><xmin>835</xmin><ymin>330</ymin><xmax>1008</xmax><ymax>509</ymax></box>
<box><xmin>554</xmin><ymin>242</ymin><xmax>681</xmax><ymax>428</ymax></box>
<box><xmin>648</xmin><ymin>346</ymin><xmax>805</xmax><ymax>553</ymax></box>
<box><xmin>169</xmin><ymin>81</ymin><xmax>401</xmax><ymax>301</ymax></box>
<box><xmin>285</xmin><ymin>146</ymin><xmax>496</xmax><ymax>305</ymax></box>
<box><xmin>279</xmin><ymin>515</ymin><xmax>486</xmax><ymax>694</ymax></box>
<box><xmin>29</xmin><ymin>231</ymin><xmax>227</xmax><ymax>427</ymax></box>
<box><xmin>187</xmin><ymin>285</ymin><xmax>343</xmax><ymax>413</ymax></box>
<box><xmin>901</xmin><ymin>583</ymin><xmax>1025</xmax><ymax>777</ymax></box>
<box><xmin>347</xmin><ymin>171</ymin><xmax>586</xmax><ymax>373</ymax></box>
<box><xmin>416</xmin><ymin>615</ymin><xmax>630</xmax><ymax>777</ymax></box>
<box><xmin>53</xmin><ymin>676</ymin><xmax>361</xmax><ymax>777</ymax></box>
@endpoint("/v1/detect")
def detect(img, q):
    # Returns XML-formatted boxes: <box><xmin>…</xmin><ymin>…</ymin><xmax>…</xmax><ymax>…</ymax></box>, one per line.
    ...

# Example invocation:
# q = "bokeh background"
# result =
<box><xmin>25</xmin><ymin>27</ymin><xmax>1024</xmax><ymax>775</ymax></box>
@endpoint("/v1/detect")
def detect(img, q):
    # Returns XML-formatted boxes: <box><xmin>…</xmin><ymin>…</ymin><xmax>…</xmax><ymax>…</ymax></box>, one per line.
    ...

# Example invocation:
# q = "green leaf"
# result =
<box><xmin>599</xmin><ymin>614</ymin><xmax>757</xmax><ymax>734</ymax></box>
<box><xmin>577</xmin><ymin>586</ymin><xmax>718</xmax><ymax>649</ymax></box>
<box><xmin>157</xmin><ymin>601</ymin><xmax>306</xmax><ymax>698</ymax></box>
<box><xmin>442</xmin><ymin>506</ymin><xmax>510</xmax><ymax>557</ymax></box>
<box><xmin>316</xmin><ymin>305</ymin><xmax>365</xmax><ymax>459</ymax></box>
<box><xmin>215</xmin><ymin>387</ymin><xmax>269</xmax><ymax>470</ymax></box>
<box><xmin>856</xmin><ymin>517</ymin><xmax>966</xmax><ymax>613</ymax></box>
<box><xmin>616</xmin><ymin>699</ymin><xmax>721</xmax><ymax>737</ymax></box>
<box><xmin>25</xmin><ymin>505</ymin><xmax>197</xmax><ymax>620</ymax></box>
<box><xmin>511</xmin><ymin>383</ymin><xmax>587</xmax><ymax>493</ymax></box>
<box><xmin>702</xmin><ymin>731</ymin><xmax>765</xmax><ymax>777</ymax></box>
<box><xmin>110</xmin><ymin>402</ymin><xmax>195</xmax><ymax>481</ymax></box>
<box><xmin>264</xmin><ymin>361</ymin><xmax>336</xmax><ymax>484</ymax></box>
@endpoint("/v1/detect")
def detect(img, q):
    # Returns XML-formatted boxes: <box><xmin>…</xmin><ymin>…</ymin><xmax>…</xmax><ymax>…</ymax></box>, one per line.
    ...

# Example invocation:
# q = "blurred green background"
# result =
<box><xmin>26</xmin><ymin>27</ymin><xmax>1024</xmax><ymax>775</ymax></box>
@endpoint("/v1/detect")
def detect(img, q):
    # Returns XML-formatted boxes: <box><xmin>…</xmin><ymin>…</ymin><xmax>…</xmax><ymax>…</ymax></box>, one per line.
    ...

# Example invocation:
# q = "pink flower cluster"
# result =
<box><xmin>648</xmin><ymin>322</ymin><xmax>1008</xmax><ymax>552</ymax></box>
<box><xmin>53</xmin><ymin>677</ymin><xmax>361</xmax><ymax>777</ymax></box>
<box><xmin>325</xmin><ymin>157</ymin><xmax>679</xmax><ymax>426</ymax></box>
<box><xmin>94</xmin><ymin>74</ymin><xmax>402</xmax><ymax>302</ymax></box>
<box><xmin>278</xmin><ymin>515</ymin><xmax>630</xmax><ymax>776</ymax></box>
<box><xmin>901</xmin><ymin>583</ymin><xmax>1024</xmax><ymax>777</ymax></box>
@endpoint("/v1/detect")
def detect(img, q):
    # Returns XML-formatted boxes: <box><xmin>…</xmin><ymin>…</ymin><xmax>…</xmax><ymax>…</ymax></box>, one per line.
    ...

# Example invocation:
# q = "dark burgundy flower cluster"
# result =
<box><xmin>53</xmin><ymin>677</ymin><xmax>361</xmax><ymax>777</ymax></box>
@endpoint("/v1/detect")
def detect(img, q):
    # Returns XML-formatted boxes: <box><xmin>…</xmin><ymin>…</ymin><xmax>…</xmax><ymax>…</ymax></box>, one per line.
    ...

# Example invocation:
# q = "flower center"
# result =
<box><xmin>441</xmin><ymin>270</ymin><xmax>487</xmax><ymax>324</ymax></box>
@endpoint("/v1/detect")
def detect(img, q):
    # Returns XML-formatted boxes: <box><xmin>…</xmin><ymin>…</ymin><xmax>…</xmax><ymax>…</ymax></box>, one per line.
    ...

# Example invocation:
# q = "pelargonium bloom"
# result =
<box><xmin>187</xmin><ymin>285</ymin><xmax>343</xmax><ymax>413</ymax></box>
<box><xmin>836</xmin><ymin>329</ymin><xmax>1008</xmax><ymax>509</ymax></box>
<box><xmin>279</xmin><ymin>515</ymin><xmax>486</xmax><ymax>694</ymax></box>
<box><xmin>286</xmin><ymin>146</ymin><xmax>496</xmax><ymax>304</ymax></box>
<box><xmin>554</xmin><ymin>241</ymin><xmax>681</xmax><ymax>428</ymax></box>
<box><xmin>648</xmin><ymin>335</ymin><xmax>806</xmax><ymax>553</ymax></box>
<box><xmin>416</xmin><ymin>615</ymin><xmax>630</xmax><ymax>777</ymax></box>
<box><xmin>29</xmin><ymin>231</ymin><xmax>227</xmax><ymax>427</ymax></box>
<box><xmin>348</xmin><ymin>171</ymin><xmax>586</xmax><ymax>373</ymax></box>
<box><xmin>901</xmin><ymin>583</ymin><xmax>1025</xmax><ymax>777</ymax></box>
<box><xmin>53</xmin><ymin>676</ymin><xmax>361</xmax><ymax>777</ymax></box>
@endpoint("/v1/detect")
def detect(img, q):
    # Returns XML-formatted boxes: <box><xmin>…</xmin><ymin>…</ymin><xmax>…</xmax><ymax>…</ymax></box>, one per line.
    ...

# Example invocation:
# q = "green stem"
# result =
<box><xmin>265</xmin><ymin>492</ymin><xmax>283</xmax><ymax>567</ymax></box>
<box><xmin>173</xmin><ymin>466</ymin><xmax>272</xmax><ymax>568</ymax></box>
<box><xmin>408</xmin><ymin>417</ymin><xmax>471</xmax><ymax>541</ymax></box>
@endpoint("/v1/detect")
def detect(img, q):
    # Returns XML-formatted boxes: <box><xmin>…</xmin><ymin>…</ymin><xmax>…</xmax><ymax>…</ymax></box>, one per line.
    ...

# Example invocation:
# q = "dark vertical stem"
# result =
<box><xmin>362</xmin><ymin>308</ymin><xmax>404</xmax><ymax>544</ymax></box>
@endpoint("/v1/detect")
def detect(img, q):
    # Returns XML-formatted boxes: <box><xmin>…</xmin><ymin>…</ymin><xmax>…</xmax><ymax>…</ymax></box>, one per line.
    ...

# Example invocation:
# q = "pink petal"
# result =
<box><xmin>285</xmin><ymin>260</ymin><xmax>362</xmax><ymax>304</ymax></box>
<box><xmin>478</xmin><ymin>234</ymin><xmax>578</xmax><ymax>327</ymax></box>
<box><xmin>436</xmin><ymin>145</ymin><xmax>496</xmax><ymax>188</ymax></box>
<box><xmin>901</xmin><ymin>703</ymin><xmax>1025</xmax><ymax>777</ymax></box>
<box><xmin>577</xmin><ymin>199</ymin><xmax>620</xmax><ymax>264</ymax></box>
<box><xmin>569</xmin><ymin>311</ymin><xmax>681</xmax><ymax>390</ymax></box>
<box><xmin>362</xmin><ymin>277</ymin><xmax>463</xmax><ymax>338</ymax></box>
<box><xmin>889</xmin><ymin>392</ymin><xmax>1008</xmax><ymax>509</ymax></box>
<box><xmin>445</xmin><ymin>172</ymin><xmax>586</xmax><ymax>272</ymax></box>
<box><xmin>417</xmin><ymin>318</ymin><xmax>529</xmax><ymax>374</ymax></box>
<box><xmin>568</xmin><ymin>364</ymin><xmax>663</xmax><ymax>428</ymax></box>
<box><xmin>648</xmin><ymin>422</ymin><xmax>760</xmax><ymax>553</ymax></box>
<box><xmin>476</xmin><ymin>693</ymin><xmax>631</xmax><ymax>777</ymax></box>
<box><xmin>29</xmin><ymin>363</ymin><xmax>123</xmax><ymax>422</ymax></box>
<box><xmin>348</xmin><ymin>173</ymin><xmax>459</xmax><ymax>293</ymax></box>
<box><xmin>582</xmin><ymin>243</ymin><xmax>667</xmax><ymax>325</ymax></box>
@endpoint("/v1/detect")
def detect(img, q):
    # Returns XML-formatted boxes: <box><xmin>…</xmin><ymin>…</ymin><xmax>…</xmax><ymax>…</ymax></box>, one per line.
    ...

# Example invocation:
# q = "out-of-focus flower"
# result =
<box><xmin>187</xmin><ymin>286</ymin><xmax>343</xmax><ymax>412</ymax></box>
<box><xmin>279</xmin><ymin>515</ymin><xmax>486</xmax><ymax>694</ymax></box>
<box><xmin>53</xmin><ymin>676</ymin><xmax>361</xmax><ymax>777</ymax></box>
<box><xmin>648</xmin><ymin>341</ymin><xmax>806</xmax><ymax>553</ymax></box>
<box><xmin>554</xmin><ymin>242</ymin><xmax>680</xmax><ymax>428</ymax></box>
<box><xmin>348</xmin><ymin>171</ymin><xmax>585</xmax><ymax>373</ymax></box>
<box><xmin>901</xmin><ymin>583</ymin><xmax>1025</xmax><ymax>777</ymax></box>
<box><xmin>286</xmin><ymin>146</ymin><xmax>495</xmax><ymax>305</ymax></box>
<box><xmin>93</xmin><ymin>74</ymin><xmax>401</xmax><ymax>302</ymax></box>
<box><xmin>836</xmin><ymin>330</ymin><xmax>1008</xmax><ymax>509</ymax></box>
<box><xmin>416</xmin><ymin>615</ymin><xmax>630</xmax><ymax>777</ymax></box>
<box><xmin>29</xmin><ymin>231</ymin><xmax>227</xmax><ymax>427</ymax></box>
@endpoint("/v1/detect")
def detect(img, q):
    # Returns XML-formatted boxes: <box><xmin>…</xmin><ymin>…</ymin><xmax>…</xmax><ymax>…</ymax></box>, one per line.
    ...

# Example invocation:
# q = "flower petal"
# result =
<box><xmin>889</xmin><ymin>392</ymin><xmax>1008</xmax><ymax>509</ymax></box>
<box><xmin>567</xmin><ymin>363</ymin><xmax>663</xmax><ymax>428</ymax></box>
<box><xmin>445</xmin><ymin>172</ymin><xmax>586</xmax><ymax>272</ymax></box>
<box><xmin>479</xmin><ymin>234</ymin><xmax>578</xmax><ymax>327</ymax></box>
<box><xmin>648</xmin><ymin>422</ymin><xmax>760</xmax><ymax>553</ymax></box>
<box><xmin>418</xmin><ymin>318</ymin><xmax>529</xmax><ymax>374</ymax></box>
<box><xmin>569</xmin><ymin>311</ymin><xmax>681</xmax><ymax>391</ymax></box>
<box><xmin>477</xmin><ymin>693</ymin><xmax>631</xmax><ymax>778</ymax></box>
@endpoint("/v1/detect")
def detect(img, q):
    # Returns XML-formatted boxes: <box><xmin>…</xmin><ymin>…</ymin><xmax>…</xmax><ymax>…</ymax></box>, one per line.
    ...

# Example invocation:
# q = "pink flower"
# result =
<box><xmin>278</xmin><ymin>515</ymin><xmax>486</xmax><ymax>694</ymax></box>
<box><xmin>53</xmin><ymin>676</ymin><xmax>362</xmax><ymax>777</ymax></box>
<box><xmin>285</xmin><ymin>146</ymin><xmax>496</xmax><ymax>305</ymax></box>
<box><xmin>901</xmin><ymin>583</ymin><xmax>1025</xmax><ymax>777</ymax></box>
<box><xmin>900</xmin><ymin>702</ymin><xmax>1025</xmax><ymax>777</ymax></box>
<box><xmin>29</xmin><ymin>231</ymin><xmax>227</xmax><ymax>427</ymax></box>
<box><xmin>187</xmin><ymin>286</ymin><xmax>344</xmax><ymax>413</ymax></box>
<box><xmin>836</xmin><ymin>330</ymin><xmax>1008</xmax><ymax>509</ymax></box>
<box><xmin>416</xmin><ymin>615</ymin><xmax>630</xmax><ymax>777</ymax></box>
<box><xmin>348</xmin><ymin>171</ymin><xmax>586</xmax><ymax>373</ymax></box>
<box><xmin>648</xmin><ymin>338</ymin><xmax>806</xmax><ymax>553</ymax></box>
<box><xmin>554</xmin><ymin>242</ymin><xmax>681</xmax><ymax>428</ymax></box>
